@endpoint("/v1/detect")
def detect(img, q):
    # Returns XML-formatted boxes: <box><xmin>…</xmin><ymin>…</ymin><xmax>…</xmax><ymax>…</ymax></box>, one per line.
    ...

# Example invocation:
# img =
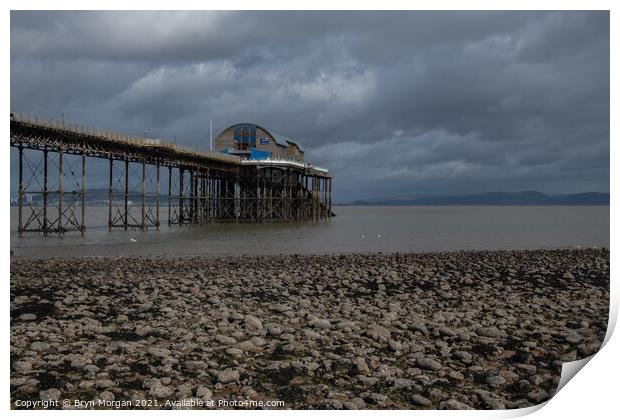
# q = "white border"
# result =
<box><xmin>3</xmin><ymin>2</ymin><xmax>616</xmax><ymax>420</ymax></box>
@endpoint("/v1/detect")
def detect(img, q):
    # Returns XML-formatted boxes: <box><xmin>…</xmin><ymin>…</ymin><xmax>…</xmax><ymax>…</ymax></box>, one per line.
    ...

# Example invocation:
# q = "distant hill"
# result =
<box><xmin>346</xmin><ymin>191</ymin><xmax>609</xmax><ymax>206</ymax></box>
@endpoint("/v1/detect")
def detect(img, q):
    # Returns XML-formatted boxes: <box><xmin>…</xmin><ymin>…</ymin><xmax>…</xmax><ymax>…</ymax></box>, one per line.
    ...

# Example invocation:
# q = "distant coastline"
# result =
<box><xmin>340</xmin><ymin>191</ymin><xmax>609</xmax><ymax>206</ymax></box>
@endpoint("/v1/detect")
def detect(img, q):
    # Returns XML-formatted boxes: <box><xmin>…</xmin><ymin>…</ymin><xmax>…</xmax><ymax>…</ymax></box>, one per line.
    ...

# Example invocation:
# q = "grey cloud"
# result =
<box><xmin>10</xmin><ymin>11</ymin><xmax>609</xmax><ymax>202</ymax></box>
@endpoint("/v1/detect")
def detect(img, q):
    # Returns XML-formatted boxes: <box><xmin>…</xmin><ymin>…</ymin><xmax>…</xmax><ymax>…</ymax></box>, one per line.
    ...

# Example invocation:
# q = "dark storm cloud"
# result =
<box><xmin>10</xmin><ymin>11</ymin><xmax>609</xmax><ymax>201</ymax></box>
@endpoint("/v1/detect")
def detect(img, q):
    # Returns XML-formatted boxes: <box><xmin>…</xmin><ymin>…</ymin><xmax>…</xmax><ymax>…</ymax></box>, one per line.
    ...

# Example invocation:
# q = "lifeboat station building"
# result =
<box><xmin>214</xmin><ymin>123</ymin><xmax>305</xmax><ymax>162</ymax></box>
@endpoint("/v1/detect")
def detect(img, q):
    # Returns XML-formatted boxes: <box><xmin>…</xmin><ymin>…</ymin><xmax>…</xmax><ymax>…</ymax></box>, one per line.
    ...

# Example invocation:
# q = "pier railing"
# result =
<box><xmin>10</xmin><ymin>111</ymin><xmax>240</xmax><ymax>164</ymax></box>
<box><xmin>241</xmin><ymin>157</ymin><xmax>329</xmax><ymax>174</ymax></box>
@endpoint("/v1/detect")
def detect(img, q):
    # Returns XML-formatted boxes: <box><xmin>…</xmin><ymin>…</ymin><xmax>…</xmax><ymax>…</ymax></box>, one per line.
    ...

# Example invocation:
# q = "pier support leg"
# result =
<box><xmin>193</xmin><ymin>171</ymin><xmax>197</xmax><ymax>223</ymax></box>
<box><xmin>203</xmin><ymin>174</ymin><xmax>207</xmax><ymax>223</ymax></box>
<box><xmin>179</xmin><ymin>168</ymin><xmax>184</xmax><ymax>225</ymax></box>
<box><xmin>43</xmin><ymin>148</ymin><xmax>48</xmax><ymax>236</ymax></box>
<box><xmin>322</xmin><ymin>178</ymin><xmax>326</xmax><ymax>220</ymax></box>
<box><xmin>288</xmin><ymin>170</ymin><xmax>293</xmax><ymax>222</ymax></box>
<box><xmin>236</xmin><ymin>172</ymin><xmax>240</xmax><ymax>223</ymax></box>
<box><xmin>141</xmin><ymin>161</ymin><xmax>146</xmax><ymax>230</ymax></box>
<box><xmin>17</xmin><ymin>145</ymin><xmax>23</xmax><ymax>238</ymax></box>
<box><xmin>304</xmin><ymin>174</ymin><xmax>308</xmax><ymax>221</ymax></box>
<box><xmin>108</xmin><ymin>158</ymin><xmax>113</xmax><ymax>231</ymax></box>
<box><xmin>156</xmin><ymin>163</ymin><xmax>160</xmax><ymax>230</ymax></box>
<box><xmin>124</xmin><ymin>159</ymin><xmax>128</xmax><ymax>230</ymax></box>
<box><xmin>168</xmin><ymin>166</ymin><xmax>172</xmax><ymax>227</ymax></box>
<box><xmin>312</xmin><ymin>177</ymin><xmax>317</xmax><ymax>222</ymax></box>
<box><xmin>81</xmin><ymin>154</ymin><xmax>86</xmax><ymax>236</ymax></box>
<box><xmin>328</xmin><ymin>178</ymin><xmax>332</xmax><ymax>220</ymax></box>
<box><xmin>58</xmin><ymin>151</ymin><xmax>63</xmax><ymax>236</ymax></box>
<box><xmin>188</xmin><ymin>170</ymin><xmax>194</xmax><ymax>223</ymax></box>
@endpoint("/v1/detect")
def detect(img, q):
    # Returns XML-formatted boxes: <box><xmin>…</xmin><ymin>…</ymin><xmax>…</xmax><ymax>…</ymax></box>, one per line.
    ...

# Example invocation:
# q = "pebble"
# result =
<box><xmin>196</xmin><ymin>386</ymin><xmax>213</xmax><ymax>399</ymax></box>
<box><xmin>244</xmin><ymin>315</ymin><xmax>263</xmax><ymax>330</ymax></box>
<box><xmin>565</xmin><ymin>331</ymin><xmax>583</xmax><ymax>344</ymax></box>
<box><xmin>226</xmin><ymin>348</ymin><xmax>243</xmax><ymax>357</ymax></box>
<box><xmin>149</xmin><ymin>383</ymin><xmax>173</xmax><ymax>399</ymax></box>
<box><xmin>410</xmin><ymin>394</ymin><xmax>432</xmax><ymax>407</ymax></box>
<box><xmin>416</xmin><ymin>356</ymin><xmax>442</xmax><ymax>371</ymax></box>
<box><xmin>527</xmin><ymin>390</ymin><xmax>549</xmax><ymax>403</ymax></box>
<box><xmin>486</xmin><ymin>375</ymin><xmax>506</xmax><ymax>387</ymax></box>
<box><xmin>310</xmin><ymin>318</ymin><xmax>331</xmax><ymax>329</ymax></box>
<box><xmin>476</xmin><ymin>326</ymin><xmax>502</xmax><ymax>338</ymax></box>
<box><xmin>388</xmin><ymin>339</ymin><xmax>403</xmax><ymax>352</ymax></box>
<box><xmin>147</xmin><ymin>347</ymin><xmax>172</xmax><ymax>358</ymax></box>
<box><xmin>99</xmin><ymin>391</ymin><xmax>115</xmax><ymax>401</ymax></box>
<box><xmin>40</xmin><ymin>388</ymin><xmax>61</xmax><ymax>401</ymax></box>
<box><xmin>366</xmin><ymin>324</ymin><xmax>391</xmax><ymax>341</ymax></box>
<box><xmin>354</xmin><ymin>357</ymin><xmax>371</xmax><ymax>375</ymax></box>
<box><xmin>217</xmin><ymin>369</ymin><xmax>240</xmax><ymax>384</ymax></box>
<box><xmin>95</xmin><ymin>379</ymin><xmax>115</xmax><ymax>389</ymax></box>
<box><xmin>215</xmin><ymin>335</ymin><xmax>236</xmax><ymax>345</ymax></box>
<box><xmin>439</xmin><ymin>399</ymin><xmax>474</xmax><ymax>409</ymax></box>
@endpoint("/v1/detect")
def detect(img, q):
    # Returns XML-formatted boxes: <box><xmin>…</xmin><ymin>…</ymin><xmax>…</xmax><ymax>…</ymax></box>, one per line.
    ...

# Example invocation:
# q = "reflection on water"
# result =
<box><xmin>10</xmin><ymin>206</ymin><xmax>609</xmax><ymax>258</ymax></box>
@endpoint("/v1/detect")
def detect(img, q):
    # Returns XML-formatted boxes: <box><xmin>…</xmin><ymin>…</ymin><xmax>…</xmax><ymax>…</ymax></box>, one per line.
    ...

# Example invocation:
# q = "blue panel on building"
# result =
<box><xmin>260</xmin><ymin>138</ymin><xmax>269</xmax><ymax>145</ymax></box>
<box><xmin>249</xmin><ymin>148</ymin><xmax>271</xmax><ymax>160</ymax></box>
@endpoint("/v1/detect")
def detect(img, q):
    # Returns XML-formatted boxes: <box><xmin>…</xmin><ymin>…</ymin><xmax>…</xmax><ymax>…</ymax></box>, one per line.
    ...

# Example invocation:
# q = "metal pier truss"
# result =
<box><xmin>11</xmin><ymin>113</ymin><xmax>333</xmax><ymax>237</ymax></box>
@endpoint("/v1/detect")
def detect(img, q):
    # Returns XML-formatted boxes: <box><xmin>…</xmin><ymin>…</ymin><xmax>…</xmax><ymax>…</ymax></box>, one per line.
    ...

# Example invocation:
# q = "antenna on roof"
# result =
<box><xmin>210</xmin><ymin>120</ymin><xmax>213</xmax><ymax>151</ymax></box>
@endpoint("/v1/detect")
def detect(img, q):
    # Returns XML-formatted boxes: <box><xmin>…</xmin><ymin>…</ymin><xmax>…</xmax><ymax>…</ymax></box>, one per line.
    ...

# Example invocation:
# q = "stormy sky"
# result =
<box><xmin>10</xmin><ymin>11</ymin><xmax>609</xmax><ymax>202</ymax></box>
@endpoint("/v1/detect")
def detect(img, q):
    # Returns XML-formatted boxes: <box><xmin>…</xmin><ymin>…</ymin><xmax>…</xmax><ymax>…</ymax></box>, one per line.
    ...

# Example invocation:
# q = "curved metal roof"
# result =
<box><xmin>217</xmin><ymin>123</ymin><xmax>304</xmax><ymax>152</ymax></box>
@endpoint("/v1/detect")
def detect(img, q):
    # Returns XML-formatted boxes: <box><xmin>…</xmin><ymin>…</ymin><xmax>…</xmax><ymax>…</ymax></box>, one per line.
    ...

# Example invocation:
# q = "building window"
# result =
<box><xmin>234</xmin><ymin>124</ymin><xmax>256</xmax><ymax>150</ymax></box>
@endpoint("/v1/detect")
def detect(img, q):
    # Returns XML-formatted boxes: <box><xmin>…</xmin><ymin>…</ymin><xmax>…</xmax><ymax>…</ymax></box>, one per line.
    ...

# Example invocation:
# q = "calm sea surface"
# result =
<box><xmin>10</xmin><ymin>206</ymin><xmax>609</xmax><ymax>258</ymax></box>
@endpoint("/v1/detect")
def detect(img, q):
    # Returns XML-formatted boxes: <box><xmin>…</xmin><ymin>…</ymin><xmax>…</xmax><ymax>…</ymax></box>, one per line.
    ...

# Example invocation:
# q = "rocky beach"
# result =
<box><xmin>10</xmin><ymin>248</ymin><xmax>609</xmax><ymax>409</ymax></box>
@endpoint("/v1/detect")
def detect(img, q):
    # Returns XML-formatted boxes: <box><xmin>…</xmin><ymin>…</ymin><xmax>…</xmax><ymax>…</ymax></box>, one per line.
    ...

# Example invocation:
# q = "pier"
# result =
<box><xmin>10</xmin><ymin>113</ymin><xmax>332</xmax><ymax>237</ymax></box>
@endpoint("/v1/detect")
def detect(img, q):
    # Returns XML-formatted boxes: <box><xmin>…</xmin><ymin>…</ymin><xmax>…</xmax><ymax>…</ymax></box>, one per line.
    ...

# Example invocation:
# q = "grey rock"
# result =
<box><xmin>217</xmin><ymin>369</ymin><xmax>240</xmax><ymax>384</ymax></box>
<box><xmin>354</xmin><ymin>357</ymin><xmax>371</xmax><ymax>375</ymax></box>
<box><xmin>226</xmin><ymin>348</ymin><xmax>243</xmax><ymax>357</ymax></box>
<box><xmin>244</xmin><ymin>315</ymin><xmax>263</xmax><ymax>330</ymax></box>
<box><xmin>13</xmin><ymin>361</ymin><xmax>33</xmax><ymax>373</ymax></box>
<box><xmin>392</xmin><ymin>379</ymin><xmax>415</xmax><ymax>389</ymax></box>
<box><xmin>196</xmin><ymin>386</ymin><xmax>213</xmax><ymax>399</ymax></box>
<box><xmin>438</xmin><ymin>399</ymin><xmax>474</xmax><ymax>410</ymax></box>
<box><xmin>527</xmin><ymin>390</ymin><xmax>549</xmax><ymax>404</ymax></box>
<box><xmin>476</xmin><ymin>326</ymin><xmax>502</xmax><ymax>338</ymax></box>
<box><xmin>366</xmin><ymin>324</ymin><xmax>391</xmax><ymax>341</ymax></box>
<box><xmin>99</xmin><ymin>391</ymin><xmax>115</xmax><ymax>401</ymax></box>
<box><xmin>448</xmin><ymin>371</ymin><xmax>465</xmax><ymax>381</ymax></box>
<box><xmin>40</xmin><ymin>388</ymin><xmax>61</xmax><ymax>401</ymax></box>
<box><xmin>215</xmin><ymin>334</ymin><xmax>236</xmax><ymax>345</ymax></box>
<box><xmin>147</xmin><ymin>346</ymin><xmax>172</xmax><ymax>357</ymax></box>
<box><xmin>310</xmin><ymin>318</ymin><xmax>331</xmax><ymax>329</ymax></box>
<box><xmin>563</xmin><ymin>271</ymin><xmax>575</xmax><ymax>280</ymax></box>
<box><xmin>31</xmin><ymin>342</ymin><xmax>50</xmax><ymax>352</ymax></box>
<box><xmin>439</xmin><ymin>326</ymin><xmax>456</xmax><ymax>337</ymax></box>
<box><xmin>265</xmin><ymin>323</ymin><xmax>283</xmax><ymax>335</ymax></box>
<box><xmin>565</xmin><ymin>331</ymin><xmax>582</xmax><ymax>344</ymax></box>
<box><xmin>416</xmin><ymin>356</ymin><xmax>442</xmax><ymax>371</ymax></box>
<box><xmin>176</xmin><ymin>384</ymin><xmax>194</xmax><ymax>399</ymax></box>
<box><xmin>486</xmin><ymin>375</ymin><xmax>506</xmax><ymax>387</ymax></box>
<box><xmin>388</xmin><ymin>339</ymin><xmax>403</xmax><ymax>352</ymax></box>
<box><xmin>410</xmin><ymin>394</ymin><xmax>432</xmax><ymax>407</ymax></box>
<box><xmin>149</xmin><ymin>383</ymin><xmax>173</xmax><ymax>399</ymax></box>
<box><xmin>95</xmin><ymin>379</ymin><xmax>115</xmax><ymax>389</ymax></box>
